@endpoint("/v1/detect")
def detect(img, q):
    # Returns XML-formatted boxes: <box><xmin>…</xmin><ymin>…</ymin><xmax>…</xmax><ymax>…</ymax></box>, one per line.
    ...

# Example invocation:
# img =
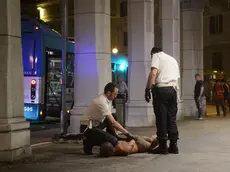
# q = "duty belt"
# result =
<box><xmin>80</xmin><ymin>119</ymin><xmax>108</xmax><ymax>134</ymax></box>
<box><xmin>156</xmin><ymin>81</ymin><xmax>181</xmax><ymax>103</ymax></box>
<box><xmin>156</xmin><ymin>81</ymin><xmax>177</xmax><ymax>88</ymax></box>
<box><xmin>80</xmin><ymin>119</ymin><xmax>101</xmax><ymax>129</ymax></box>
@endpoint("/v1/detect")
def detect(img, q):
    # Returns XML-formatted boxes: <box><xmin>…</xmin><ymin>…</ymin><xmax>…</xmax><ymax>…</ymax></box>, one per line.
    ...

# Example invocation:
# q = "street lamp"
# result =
<box><xmin>37</xmin><ymin>7</ymin><xmax>45</xmax><ymax>21</ymax></box>
<box><xmin>112</xmin><ymin>48</ymin><xmax>118</xmax><ymax>54</ymax></box>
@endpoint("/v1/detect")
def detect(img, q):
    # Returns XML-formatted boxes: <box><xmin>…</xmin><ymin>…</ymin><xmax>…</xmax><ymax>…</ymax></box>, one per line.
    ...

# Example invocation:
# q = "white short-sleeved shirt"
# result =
<box><xmin>151</xmin><ymin>52</ymin><xmax>180</xmax><ymax>84</ymax></box>
<box><xmin>81</xmin><ymin>94</ymin><xmax>113</xmax><ymax>127</ymax></box>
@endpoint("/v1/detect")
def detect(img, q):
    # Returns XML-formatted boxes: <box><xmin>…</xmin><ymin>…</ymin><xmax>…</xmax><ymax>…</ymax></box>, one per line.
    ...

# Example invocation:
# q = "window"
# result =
<box><xmin>212</xmin><ymin>52</ymin><xmax>222</xmax><ymax>71</ymax></box>
<box><xmin>120</xmin><ymin>1</ymin><xmax>127</xmax><ymax>17</ymax></box>
<box><xmin>111</xmin><ymin>0</ymin><xmax>117</xmax><ymax>16</ymax></box>
<box><xmin>209</xmin><ymin>15</ymin><xmax>223</xmax><ymax>34</ymax></box>
<box><xmin>45</xmin><ymin>50</ymin><xmax>74</xmax><ymax>112</ymax></box>
<box><xmin>124</xmin><ymin>32</ymin><xmax>128</xmax><ymax>47</ymax></box>
<box><xmin>22</xmin><ymin>39</ymin><xmax>36</xmax><ymax>75</ymax></box>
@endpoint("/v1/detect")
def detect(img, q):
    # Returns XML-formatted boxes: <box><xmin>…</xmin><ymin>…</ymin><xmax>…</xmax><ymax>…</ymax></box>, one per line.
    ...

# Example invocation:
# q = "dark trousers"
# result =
<box><xmin>84</xmin><ymin>128</ymin><xmax>118</xmax><ymax>148</ymax></box>
<box><xmin>80</xmin><ymin>114</ymin><xmax>118</xmax><ymax>136</ymax></box>
<box><xmin>215</xmin><ymin>98</ymin><xmax>226</xmax><ymax>115</ymax></box>
<box><xmin>224</xmin><ymin>93</ymin><xmax>230</xmax><ymax>111</ymax></box>
<box><xmin>152</xmin><ymin>86</ymin><xmax>179</xmax><ymax>142</ymax></box>
<box><xmin>80</xmin><ymin>114</ymin><xmax>119</xmax><ymax>151</ymax></box>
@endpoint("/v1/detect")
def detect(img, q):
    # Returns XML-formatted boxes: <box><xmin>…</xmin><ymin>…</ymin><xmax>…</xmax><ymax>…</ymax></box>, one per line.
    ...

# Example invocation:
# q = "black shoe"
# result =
<box><xmin>83</xmin><ymin>139</ymin><xmax>93</xmax><ymax>155</ymax></box>
<box><xmin>168</xmin><ymin>142</ymin><xmax>179</xmax><ymax>154</ymax></box>
<box><xmin>148</xmin><ymin>139</ymin><xmax>168</xmax><ymax>155</ymax></box>
<box><xmin>148</xmin><ymin>146</ymin><xmax>168</xmax><ymax>154</ymax></box>
<box><xmin>149</xmin><ymin>139</ymin><xmax>168</xmax><ymax>155</ymax></box>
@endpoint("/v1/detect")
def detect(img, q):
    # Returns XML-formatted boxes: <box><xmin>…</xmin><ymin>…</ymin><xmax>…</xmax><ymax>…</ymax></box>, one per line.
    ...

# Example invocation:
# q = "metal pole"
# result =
<box><xmin>61</xmin><ymin>0</ymin><xmax>68</xmax><ymax>133</ymax></box>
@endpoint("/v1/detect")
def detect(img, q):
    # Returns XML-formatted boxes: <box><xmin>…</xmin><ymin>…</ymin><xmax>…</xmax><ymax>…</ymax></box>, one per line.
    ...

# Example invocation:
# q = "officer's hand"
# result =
<box><xmin>125</xmin><ymin>132</ymin><xmax>136</xmax><ymax>141</ymax></box>
<box><xmin>145</xmin><ymin>88</ymin><xmax>151</xmax><ymax>103</ymax></box>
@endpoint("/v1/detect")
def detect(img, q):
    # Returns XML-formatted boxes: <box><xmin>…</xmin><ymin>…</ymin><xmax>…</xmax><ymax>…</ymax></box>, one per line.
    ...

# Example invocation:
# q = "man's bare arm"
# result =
<box><xmin>198</xmin><ymin>86</ymin><xmax>204</xmax><ymax>99</ymax></box>
<box><xmin>146</xmin><ymin>67</ymin><xmax>158</xmax><ymax>89</ymax></box>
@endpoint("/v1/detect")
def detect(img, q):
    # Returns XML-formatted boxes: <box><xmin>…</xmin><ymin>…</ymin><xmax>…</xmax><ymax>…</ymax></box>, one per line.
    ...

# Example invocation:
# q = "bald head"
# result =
<box><xmin>99</xmin><ymin>142</ymin><xmax>114</xmax><ymax>157</ymax></box>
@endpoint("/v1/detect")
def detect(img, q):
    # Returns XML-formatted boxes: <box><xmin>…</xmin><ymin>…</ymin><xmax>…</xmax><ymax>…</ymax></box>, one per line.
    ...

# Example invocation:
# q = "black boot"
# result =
<box><xmin>148</xmin><ymin>139</ymin><xmax>168</xmax><ymax>154</ymax></box>
<box><xmin>168</xmin><ymin>141</ymin><xmax>179</xmax><ymax>154</ymax></box>
<box><xmin>83</xmin><ymin>139</ymin><xmax>93</xmax><ymax>155</ymax></box>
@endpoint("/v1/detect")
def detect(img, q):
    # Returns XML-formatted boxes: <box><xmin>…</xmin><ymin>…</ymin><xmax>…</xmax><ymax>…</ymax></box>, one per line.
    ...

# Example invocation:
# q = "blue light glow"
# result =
<box><xmin>111</xmin><ymin>54</ymin><xmax>128</xmax><ymax>72</ymax></box>
<box><xmin>119</xmin><ymin>64</ymin><xmax>126</xmax><ymax>71</ymax></box>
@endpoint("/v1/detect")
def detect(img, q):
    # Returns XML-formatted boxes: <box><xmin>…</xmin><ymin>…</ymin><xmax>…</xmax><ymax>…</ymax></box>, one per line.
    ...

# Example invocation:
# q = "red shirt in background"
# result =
<box><xmin>214</xmin><ymin>84</ymin><xmax>224</xmax><ymax>99</ymax></box>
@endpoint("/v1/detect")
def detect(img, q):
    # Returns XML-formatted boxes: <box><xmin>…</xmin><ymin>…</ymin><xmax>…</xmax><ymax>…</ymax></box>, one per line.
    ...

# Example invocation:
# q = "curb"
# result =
<box><xmin>31</xmin><ymin>141</ymin><xmax>52</xmax><ymax>147</ymax></box>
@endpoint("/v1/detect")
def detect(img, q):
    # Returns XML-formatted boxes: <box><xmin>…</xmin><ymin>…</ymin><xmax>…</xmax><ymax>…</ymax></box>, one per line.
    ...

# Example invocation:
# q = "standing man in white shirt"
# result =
<box><xmin>145</xmin><ymin>47</ymin><xmax>180</xmax><ymax>155</ymax></box>
<box><xmin>80</xmin><ymin>82</ymin><xmax>134</xmax><ymax>154</ymax></box>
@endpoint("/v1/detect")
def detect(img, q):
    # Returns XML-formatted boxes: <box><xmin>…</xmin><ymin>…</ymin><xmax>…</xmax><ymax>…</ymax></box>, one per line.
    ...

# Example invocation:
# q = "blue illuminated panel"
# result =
<box><xmin>24</xmin><ymin>103</ymin><xmax>40</xmax><ymax>120</ymax></box>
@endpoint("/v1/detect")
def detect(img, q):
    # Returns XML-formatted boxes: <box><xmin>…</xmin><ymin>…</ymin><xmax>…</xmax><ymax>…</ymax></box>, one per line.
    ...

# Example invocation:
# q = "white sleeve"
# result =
<box><xmin>177</xmin><ymin>63</ymin><xmax>180</xmax><ymax>79</ymax></box>
<box><xmin>97</xmin><ymin>102</ymin><xmax>112</xmax><ymax>117</ymax></box>
<box><xmin>124</xmin><ymin>82</ymin><xmax>128</xmax><ymax>91</ymax></box>
<box><xmin>151</xmin><ymin>54</ymin><xmax>160</xmax><ymax>69</ymax></box>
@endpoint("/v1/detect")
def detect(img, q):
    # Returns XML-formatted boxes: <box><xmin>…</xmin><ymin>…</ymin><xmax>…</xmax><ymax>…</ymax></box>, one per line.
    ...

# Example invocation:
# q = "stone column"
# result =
<box><xmin>70</xmin><ymin>0</ymin><xmax>111</xmax><ymax>133</ymax></box>
<box><xmin>0</xmin><ymin>0</ymin><xmax>31</xmax><ymax>161</ymax></box>
<box><xmin>126</xmin><ymin>0</ymin><xmax>155</xmax><ymax>127</ymax></box>
<box><xmin>160</xmin><ymin>0</ymin><xmax>184</xmax><ymax>120</ymax></box>
<box><xmin>181</xmin><ymin>0</ymin><xmax>204</xmax><ymax>117</ymax></box>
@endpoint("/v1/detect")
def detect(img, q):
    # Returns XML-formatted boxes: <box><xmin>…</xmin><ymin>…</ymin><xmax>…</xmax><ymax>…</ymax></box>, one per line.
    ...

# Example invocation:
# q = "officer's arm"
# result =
<box><xmin>106</xmin><ymin>114</ymin><xmax>129</xmax><ymax>134</ymax></box>
<box><xmin>146</xmin><ymin>54</ymin><xmax>159</xmax><ymax>89</ymax></box>
<box><xmin>99</xmin><ymin>102</ymin><xmax>129</xmax><ymax>134</ymax></box>
<box><xmin>146</xmin><ymin>67</ymin><xmax>158</xmax><ymax>89</ymax></box>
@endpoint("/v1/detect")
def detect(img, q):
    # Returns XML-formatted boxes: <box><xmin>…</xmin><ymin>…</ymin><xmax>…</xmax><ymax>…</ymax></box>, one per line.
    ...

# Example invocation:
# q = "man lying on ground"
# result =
<box><xmin>57</xmin><ymin>127</ymin><xmax>158</xmax><ymax>157</ymax></box>
<box><xmin>99</xmin><ymin>134</ymin><xmax>159</xmax><ymax>157</ymax></box>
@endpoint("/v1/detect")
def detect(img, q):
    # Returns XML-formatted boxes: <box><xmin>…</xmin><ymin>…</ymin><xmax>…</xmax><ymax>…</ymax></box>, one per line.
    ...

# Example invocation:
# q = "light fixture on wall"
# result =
<box><xmin>112</xmin><ymin>48</ymin><xmax>118</xmax><ymax>54</ymax></box>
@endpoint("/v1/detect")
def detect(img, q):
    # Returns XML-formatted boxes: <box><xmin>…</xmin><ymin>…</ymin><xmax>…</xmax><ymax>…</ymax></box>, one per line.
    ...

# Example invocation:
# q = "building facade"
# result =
<box><xmin>21</xmin><ymin>0</ymin><xmax>161</xmax><ymax>54</ymax></box>
<box><xmin>203</xmin><ymin>0</ymin><xmax>230</xmax><ymax>103</ymax></box>
<box><xmin>0</xmin><ymin>0</ymin><xmax>205</xmax><ymax>161</ymax></box>
<box><xmin>20</xmin><ymin>0</ymin><xmax>204</xmax><ymax>125</ymax></box>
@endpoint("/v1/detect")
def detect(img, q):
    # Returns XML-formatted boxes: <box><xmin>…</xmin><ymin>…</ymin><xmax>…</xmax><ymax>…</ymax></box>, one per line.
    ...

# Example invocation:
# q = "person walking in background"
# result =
<box><xmin>194</xmin><ymin>74</ymin><xmax>206</xmax><ymax>120</ymax></box>
<box><xmin>213</xmin><ymin>80</ymin><xmax>226</xmax><ymax>116</ymax></box>
<box><xmin>222</xmin><ymin>79</ymin><xmax>230</xmax><ymax>111</ymax></box>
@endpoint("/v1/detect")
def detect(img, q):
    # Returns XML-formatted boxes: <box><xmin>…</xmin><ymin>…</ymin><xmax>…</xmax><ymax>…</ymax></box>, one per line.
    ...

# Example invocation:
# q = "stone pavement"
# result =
<box><xmin>1</xmin><ymin>116</ymin><xmax>230</xmax><ymax>172</ymax></box>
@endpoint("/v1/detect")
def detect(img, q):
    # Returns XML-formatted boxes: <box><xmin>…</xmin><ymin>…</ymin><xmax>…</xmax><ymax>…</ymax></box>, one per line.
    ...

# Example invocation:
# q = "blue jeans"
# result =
<box><xmin>195</xmin><ymin>97</ymin><xmax>206</xmax><ymax>118</ymax></box>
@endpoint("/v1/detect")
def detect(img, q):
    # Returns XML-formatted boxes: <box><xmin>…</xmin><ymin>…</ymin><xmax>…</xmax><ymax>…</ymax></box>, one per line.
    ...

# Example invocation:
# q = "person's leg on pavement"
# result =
<box><xmin>83</xmin><ymin>128</ymin><xmax>118</xmax><ymax>154</ymax></box>
<box><xmin>220</xmin><ymin>99</ymin><xmax>227</xmax><ymax>116</ymax></box>
<box><xmin>195</xmin><ymin>99</ymin><xmax>202</xmax><ymax>119</ymax></box>
<box><xmin>200</xmin><ymin>97</ymin><xmax>206</xmax><ymax>119</ymax></box>
<box><xmin>197</xmin><ymin>98</ymin><xmax>204</xmax><ymax>119</ymax></box>
<box><xmin>135</xmin><ymin>135</ymin><xmax>159</xmax><ymax>153</ymax></box>
<box><xmin>149</xmin><ymin>87</ymin><xmax>168</xmax><ymax>154</ymax></box>
<box><xmin>215</xmin><ymin>99</ymin><xmax>220</xmax><ymax>116</ymax></box>
<box><xmin>227</xmin><ymin>94</ymin><xmax>230</xmax><ymax>111</ymax></box>
<box><xmin>167</xmin><ymin>88</ymin><xmax>179</xmax><ymax>154</ymax></box>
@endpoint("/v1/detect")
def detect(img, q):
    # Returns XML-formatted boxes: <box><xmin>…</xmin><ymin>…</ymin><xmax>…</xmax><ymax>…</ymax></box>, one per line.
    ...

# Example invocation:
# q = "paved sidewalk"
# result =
<box><xmin>29</xmin><ymin>105</ymin><xmax>220</xmax><ymax>145</ymax></box>
<box><xmin>1</xmin><ymin>116</ymin><xmax>230</xmax><ymax>172</ymax></box>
